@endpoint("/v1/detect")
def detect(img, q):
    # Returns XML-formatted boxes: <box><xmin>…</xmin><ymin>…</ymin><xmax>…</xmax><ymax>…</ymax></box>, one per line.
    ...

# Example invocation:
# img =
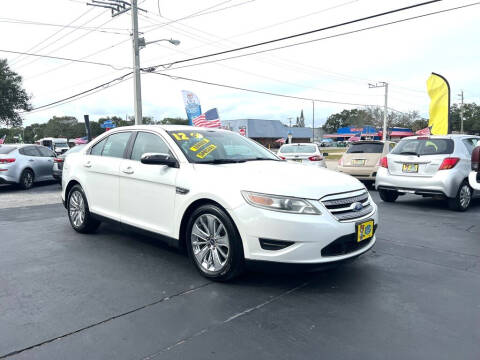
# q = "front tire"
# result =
<box><xmin>19</xmin><ymin>169</ymin><xmax>34</xmax><ymax>190</ymax></box>
<box><xmin>186</xmin><ymin>204</ymin><xmax>245</xmax><ymax>281</ymax></box>
<box><xmin>448</xmin><ymin>180</ymin><xmax>472</xmax><ymax>212</ymax></box>
<box><xmin>379</xmin><ymin>189</ymin><xmax>399</xmax><ymax>202</ymax></box>
<box><xmin>67</xmin><ymin>185</ymin><xmax>101</xmax><ymax>233</ymax></box>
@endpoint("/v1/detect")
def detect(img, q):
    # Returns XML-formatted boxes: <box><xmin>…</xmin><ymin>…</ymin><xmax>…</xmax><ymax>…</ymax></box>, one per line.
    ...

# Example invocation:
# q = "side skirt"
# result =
<box><xmin>91</xmin><ymin>213</ymin><xmax>180</xmax><ymax>249</ymax></box>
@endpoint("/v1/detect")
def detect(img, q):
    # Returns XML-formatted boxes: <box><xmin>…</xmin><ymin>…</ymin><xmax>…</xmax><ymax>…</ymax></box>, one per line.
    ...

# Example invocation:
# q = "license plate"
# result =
<box><xmin>352</xmin><ymin>159</ymin><xmax>366</xmax><ymax>166</ymax></box>
<box><xmin>402</xmin><ymin>163</ymin><xmax>419</xmax><ymax>173</ymax></box>
<box><xmin>357</xmin><ymin>220</ymin><xmax>374</xmax><ymax>243</ymax></box>
<box><xmin>291</xmin><ymin>159</ymin><xmax>302</xmax><ymax>162</ymax></box>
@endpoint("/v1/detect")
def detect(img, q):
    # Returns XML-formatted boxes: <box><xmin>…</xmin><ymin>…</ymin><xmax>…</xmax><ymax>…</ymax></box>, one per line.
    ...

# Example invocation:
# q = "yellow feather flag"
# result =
<box><xmin>426</xmin><ymin>73</ymin><xmax>450</xmax><ymax>135</ymax></box>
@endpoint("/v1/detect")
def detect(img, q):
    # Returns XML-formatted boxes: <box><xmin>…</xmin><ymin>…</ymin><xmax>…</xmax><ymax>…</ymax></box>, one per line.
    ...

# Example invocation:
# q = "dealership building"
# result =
<box><xmin>221</xmin><ymin>119</ymin><xmax>317</xmax><ymax>147</ymax></box>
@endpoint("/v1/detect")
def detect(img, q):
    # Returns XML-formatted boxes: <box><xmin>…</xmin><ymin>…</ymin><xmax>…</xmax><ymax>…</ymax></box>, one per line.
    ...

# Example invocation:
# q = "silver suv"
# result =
<box><xmin>375</xmin><ymin>135</ymin><xmax>480</xmax><ymax>211</ymax></box>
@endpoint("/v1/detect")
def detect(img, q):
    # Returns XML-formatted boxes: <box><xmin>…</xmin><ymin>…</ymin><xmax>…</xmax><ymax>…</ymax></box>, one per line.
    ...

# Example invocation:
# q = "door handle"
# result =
<box><xmin>28</xmin><ymin>159</ymin><xmax>34</xmax><ymax>162</ymax></box>
<box><xmin>84</xmin><ymin>161</ymin><xmax>92</xmax><ymax>168</ymax></box>
<box><xmin>122</xmin><ymin>166</ymin><xmax>134</xmax><ymax>174</ymax></box>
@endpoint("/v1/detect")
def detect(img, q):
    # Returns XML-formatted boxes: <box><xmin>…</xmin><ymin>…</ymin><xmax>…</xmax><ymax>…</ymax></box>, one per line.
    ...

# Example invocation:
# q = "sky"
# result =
<box><xmin>1</xmin><ymin>0</ymin><xmax>479</xmax><ymax>128</ymax></box>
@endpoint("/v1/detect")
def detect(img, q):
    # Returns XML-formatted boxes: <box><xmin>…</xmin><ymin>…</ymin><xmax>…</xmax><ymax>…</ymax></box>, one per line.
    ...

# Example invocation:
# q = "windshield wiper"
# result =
<box><xmin>200</xmin><ymin>159</ymin><xmax>247</xmax><ymax>164</ymax></box>
<box><xmin>243</xmin><ymin>157</ymin><xmax>279</xmax><ymax>162</ymax></box>
<box><xmin>348</xmin><ymin>151</ymin><xmax>364</xmax><ymax>153</ymax></box>
<box><xmin>399</xmin><ymin>151</ymin><xmax>419</xmax><ymax>156</ymax></box>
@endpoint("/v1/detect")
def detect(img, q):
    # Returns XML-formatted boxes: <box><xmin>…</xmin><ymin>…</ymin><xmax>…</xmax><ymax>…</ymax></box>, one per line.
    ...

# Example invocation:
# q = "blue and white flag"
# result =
<box><xmin>181</xmin><ymin>90</ymin><xmax>202</xmax><ymax>125</ymax></box>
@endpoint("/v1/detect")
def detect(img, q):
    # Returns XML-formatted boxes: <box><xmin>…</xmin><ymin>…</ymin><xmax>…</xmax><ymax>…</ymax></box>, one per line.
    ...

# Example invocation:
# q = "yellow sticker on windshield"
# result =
<box><xmin>190</xmin><ymin>138</ymin><xmax>210</xmax><ymax>152</ymax></box>
<box><xmin>172</xmin><ymin>132</ymin><xmax>189</xmax><ymax>141</ymax></box>
<box><xmin>196</xmin><ymin>144</ymin><xmax>217</xmax><ymax>159</ymax></box>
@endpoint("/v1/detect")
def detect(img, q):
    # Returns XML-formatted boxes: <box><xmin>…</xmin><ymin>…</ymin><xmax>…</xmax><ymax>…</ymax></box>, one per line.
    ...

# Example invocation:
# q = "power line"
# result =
<box><xmin>0</xmin><ymin>49</ymin><xmax>130</xmax><ymax>70</ymax></box>
<box><xmin>149</xmin><ymin>1</ymin><xmax>479</xmax><ymax>74</ymax></box>
<box><xmin>148</xmin><ymin>0</ymin><xmax>443</xmax><ymax>71</ymax></box>
<box><xmin>147</xmin><ymin>71</ymin><xmax>378</xmax><ymax>107</ymax></box>
<box><xmin>20</xmin><ymin>72</ymin><xmax>133</xmax><ymax>114</ymax></box>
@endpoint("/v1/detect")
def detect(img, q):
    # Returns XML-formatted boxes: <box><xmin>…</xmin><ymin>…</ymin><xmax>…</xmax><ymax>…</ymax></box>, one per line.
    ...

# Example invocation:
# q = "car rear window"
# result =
<box><xmin>347</xmin><ymin>143</ymin><xmax>383</xmax><ymax>154</ymax></box>
<box><xmin>391</xmin><ymin>138</ymin><xmax>454</xmax><ymax>156</ymax></box>
<box><xmin>0</xmin><ymin>146</ymin><xmax>16</xmax><ymax>154</ymax></box>
<box><xmin>279</xmin><ymin>145</ymin><xmax>316</xmax><ymax>154</ymax></box>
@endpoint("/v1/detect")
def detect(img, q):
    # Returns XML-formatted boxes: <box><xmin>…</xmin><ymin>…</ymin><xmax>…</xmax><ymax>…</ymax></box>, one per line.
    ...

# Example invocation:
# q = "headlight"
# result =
<box><xmin>241</xmin><ymin>191</ymin><xmax>321</xmax><ymax>215</ymax></box>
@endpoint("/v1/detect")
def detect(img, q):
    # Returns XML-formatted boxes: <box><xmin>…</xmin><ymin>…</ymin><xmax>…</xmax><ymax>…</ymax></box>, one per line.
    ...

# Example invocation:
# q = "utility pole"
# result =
<box><xmin>369</xmin><ymin>82</ymin><xmax>389</xmax><ymax>140</ymax></box>
<box><xmin>458</xmin><ymin>90</ymin><xmax>464</xmax><ymax>133</ymax></box>
<box><xmin>312</xmin><ymin>100</ymin><xmax>315</xmax><ymax>142</ymax></box>
<box><xmin>131</xmin><ymin>0</ymin><xmax>142</xmax><ymax>125</ymax></box>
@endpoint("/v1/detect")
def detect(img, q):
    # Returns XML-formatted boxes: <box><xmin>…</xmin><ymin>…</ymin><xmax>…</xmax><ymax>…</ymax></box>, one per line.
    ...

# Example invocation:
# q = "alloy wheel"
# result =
<box><xmin>459</xmin><ymin>184</ymin><xmax>472</xmax><ymax>209</ymax></box>
<box><xmin>69</xmin><ymin>190</ymin><xmax>86</xmax><ymax>228</ymax></box>
<box><xmin>23</xmin><ymin>172</ymin><xmax>33</xmax><ymax>188</ymax></box>
<box><xmin>191</xmin><ymin>214</ymin><xmax>230</xmax><ymax>274</ymax></box>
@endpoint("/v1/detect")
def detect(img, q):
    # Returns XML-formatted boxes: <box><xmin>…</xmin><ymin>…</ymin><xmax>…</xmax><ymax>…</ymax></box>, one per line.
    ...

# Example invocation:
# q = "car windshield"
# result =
<box><xmin>279</xmin><ymin>144</ymin><xmax>316</xmax><ymax>154</ymax></box>
<box><xmin>167</xmin><ymin>130</ymin><xmax>278</xmax><ymax>164</ymax></box>
<box><xmin>64</xmin><ymin>145</ymin><xmax>85</xmax><ymax>155</ymax></box>
<box><xmin>55</xmin><ymin>142</ymin><xmax>69</xmax><ymax>148</ymax></box>
<box><xmin>391</xmin><ymin>138</ymin><xmax>454</xmax><ymax>156</ymax></box>
<box><xmin>0</xmin><ymin>146</ymin><xmax>17</xmax><ymax>154</ymax></box>
<box><xmin>347</xmin><ymin>143</ymin><xmax>384</xmax><ymax>154</ymax></box>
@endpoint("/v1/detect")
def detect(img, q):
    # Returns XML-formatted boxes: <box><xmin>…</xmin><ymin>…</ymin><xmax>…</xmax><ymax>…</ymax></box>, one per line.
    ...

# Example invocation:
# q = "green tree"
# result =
<box><xmin>322</xmin><ymin>109</ymin><xmax>373</xmax><ymax>133</ymax></box>
<box><xmin>159</xmin><ymin>117</ymin><xmax>189</xmax><ymax>125</ymax></box>
<box><xmin>44</xmin><ymin>116</ymin><xmax>78</xmax><ymax>138</ymax></box>
<box><xmin>450</xmin><ymin>103</ymin><xmax>480</xmax><ymax>134</ymax></box>
<box><xmin>0</xmin><ymin>59</ymin><xmax>31</xmax><ymax>127</ymax></box>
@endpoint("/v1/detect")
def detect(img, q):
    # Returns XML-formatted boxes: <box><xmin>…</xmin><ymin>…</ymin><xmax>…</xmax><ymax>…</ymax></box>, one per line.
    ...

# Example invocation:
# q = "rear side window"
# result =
<box><xmin>131</xmin><ymin>132</ymin><xmax>171</xmax><ymax>161</ymax></box>
<box><xmin>19</xmin><ymin>146</ymin><xmax>41</xmax><ymax>157</ymax></box>
<box><xmin>391</xmin><ymin>139</ymin><xmax>454</xmax><ymax>156</ymax></box>
<box><xmin>279</xmin><ymin>145</ymin><xmax>316</xmax><ymax>154</ymax></box>
<box><xmin>101</xmin><ymin>132</ymin><xmax>131</xmax><ymax>158</ymax></box>
<box><xmin>463</xmin><ymin>138</ymin><xmax>479</xmax><ymax>154</ymax></box>
<box><xmin>0</xmin><ymin>146</ymin><xmax>16</xmax><ymax>154</ymax></box>
<box><xmin>347</xmin><ymin>143</ymin><xmax>384</xmax><ymax>154</ymax></box>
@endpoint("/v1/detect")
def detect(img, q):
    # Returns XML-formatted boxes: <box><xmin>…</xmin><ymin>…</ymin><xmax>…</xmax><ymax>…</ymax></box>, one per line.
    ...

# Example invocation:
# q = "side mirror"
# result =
<box><xmin>472</xmin><ymin>146</ymin><xmax>480</xmax><ymax>172</ymax></box>
<box><xmin>141</xmin><ymin>153</ymin><xmax>179</xmax><ymax>168</ymax></box>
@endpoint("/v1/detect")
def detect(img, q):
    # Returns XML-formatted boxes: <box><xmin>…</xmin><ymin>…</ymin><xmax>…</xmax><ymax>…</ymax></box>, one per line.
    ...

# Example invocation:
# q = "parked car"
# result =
<box><xmin>338</xmin><ymin>140</ymin><xmax>395</xmax><ymax>186</ymax></box>
<box><xmin>62</xmin><ymin>126</ymin><xmax>378</xmax><ymax>281</ymax></box>
<box><xmin>36</xmin><ymin>137</ymin><xmax>70</xmax><ymax>155</ymax></box>
<box><xmin>376</xmin><ymin>135</ymin><xmax>480</xmax><ymax>211</ymax></box>
<box><xmin>53</xmin><ymin>144</ymin><xmax>86</xmax><ymax>181</ymax></box>
<box><xmin>469</xmin><ymin>146</ymin><xmax>480</xmax><ymax>190</ymax></box>
<box><xmin>0</xmin><ymin>144</ymin><xmax>56</xmax><ymax>189</ymax></box>
<box><xmin>277</xmin><ymin>143</ymin><xmax>327</xmax><ymax>168</ymax></box>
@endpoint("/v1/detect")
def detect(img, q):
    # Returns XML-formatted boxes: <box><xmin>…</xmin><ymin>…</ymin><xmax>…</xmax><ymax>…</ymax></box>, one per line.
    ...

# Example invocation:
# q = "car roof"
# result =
<box><xmin>351</xmin><ymin>140</ymin><xmax>386</xmax><ymax>144</ymax></box>
<box><xmin>109</xmin><ymin>125</ymin><xmax>228</xmax><ymax>132</ymax></box>
<box><xmin>281</xmin><ymin>143</ymin><xmax>315</xmax><ymax>146</ymax></box>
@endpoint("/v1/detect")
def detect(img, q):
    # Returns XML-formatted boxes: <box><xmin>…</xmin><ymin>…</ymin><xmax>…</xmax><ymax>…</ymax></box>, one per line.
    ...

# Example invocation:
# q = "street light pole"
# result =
<box><xmin>131</xmin><ymin>0</ymin><xmax>142</xmax><ymax>125</ymax></box>
<box><xmin>369</xmin><ymin>82</ymin><xmax>389</xmax><ymax>140</ymax></box>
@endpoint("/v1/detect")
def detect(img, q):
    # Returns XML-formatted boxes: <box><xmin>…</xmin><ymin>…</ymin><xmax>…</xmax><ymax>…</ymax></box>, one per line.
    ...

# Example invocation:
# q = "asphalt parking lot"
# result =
<box><xmin>1</xmin><ymin>182</ymin><xmax>479</xmax><ymax>360</ymax></box>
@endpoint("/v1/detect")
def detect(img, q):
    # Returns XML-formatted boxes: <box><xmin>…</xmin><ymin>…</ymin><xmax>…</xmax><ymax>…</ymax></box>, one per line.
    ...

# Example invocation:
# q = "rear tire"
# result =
<box><xmin>67</xmin><ymin>185</ymin><xmax>101</xmax><ymax>233</ymax></box>
<box><xmin>18</xmin><ymin>169</ymin><xmax>34</xmax><ymax>190</ymax></box>
<box><xmin>379</xmin><ymin>189</ymin><xmax>399</xmax><ymax>202</ymax></box>
<box><xmin>186</xmin><ymin>204</ymin><xmax>245</xmax><ymax>281</ymax></box>
<box><xmin>448</xmin><ymin>180</ymin><xmax>472</xmax><ymax>212</ymax></box>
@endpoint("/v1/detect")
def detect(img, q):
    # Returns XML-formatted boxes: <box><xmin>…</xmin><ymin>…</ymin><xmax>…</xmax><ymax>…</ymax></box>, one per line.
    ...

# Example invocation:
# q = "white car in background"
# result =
<box><xmin>62</xmin><ymin>126</ymin><xmax>377</xmax><ymax>281</ymax></box>
<box><xmin>278</xmin><ymin>143</ymin><xmax>327</xmax><ymax>168</ymax></box>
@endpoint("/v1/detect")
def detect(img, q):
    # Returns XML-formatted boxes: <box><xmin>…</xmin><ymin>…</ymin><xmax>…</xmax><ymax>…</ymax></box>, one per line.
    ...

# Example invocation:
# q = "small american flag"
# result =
<box><xmin>193</xmin><ymin>108</ymin><xmax>221</xmax><ymax>128</ymax></box>
<box><xmin>0</xmin><ymin>135</ymin><xmax>6</xmax><ymax>144</ymax></box>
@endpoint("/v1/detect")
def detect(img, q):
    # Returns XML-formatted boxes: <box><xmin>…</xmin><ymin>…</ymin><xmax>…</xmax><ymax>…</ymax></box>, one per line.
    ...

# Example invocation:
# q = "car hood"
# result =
<box><xmin>193</xmin><ymin>160</ymin><xmax>364</xmax><ymax>199</ymax></box>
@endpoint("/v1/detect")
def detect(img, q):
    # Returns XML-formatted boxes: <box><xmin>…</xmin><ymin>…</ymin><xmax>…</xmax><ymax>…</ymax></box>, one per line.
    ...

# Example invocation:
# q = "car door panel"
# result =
<box><xmin>119</xmin><ymin>131</ymin><xmax>178</xmax><ymax>237</ymax></box>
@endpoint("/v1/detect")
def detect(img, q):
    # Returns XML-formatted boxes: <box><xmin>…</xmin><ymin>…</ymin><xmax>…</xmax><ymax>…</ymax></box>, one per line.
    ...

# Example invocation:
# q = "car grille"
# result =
<box><xmin>320</xmin><ymin>189</ymin><xmax>373</xmax><ymax>221</ymax></box>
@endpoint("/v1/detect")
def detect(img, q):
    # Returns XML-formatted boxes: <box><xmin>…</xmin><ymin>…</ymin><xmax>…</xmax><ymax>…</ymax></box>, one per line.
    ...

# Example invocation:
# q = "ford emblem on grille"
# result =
<box><xmin>351</xmin><ymin>202</ymin><xmax>363</xmax><ymax>211</ymax></box>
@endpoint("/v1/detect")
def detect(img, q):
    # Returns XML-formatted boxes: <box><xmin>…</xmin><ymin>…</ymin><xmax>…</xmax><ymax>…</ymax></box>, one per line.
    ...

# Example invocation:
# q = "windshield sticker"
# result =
<box><xmin>196</xmin><ymin>144</ymin><xmax>217</xmax><ymax>159</ymax></box>
<box><xmin>190</xmin><ymin>138</ymin><xmax>210</xmax><ymax>152</ymax></box>
<box><xmin>172</xmin><ymin>132</ymin><xmax>189</xmax><ymax>141</ymax></box>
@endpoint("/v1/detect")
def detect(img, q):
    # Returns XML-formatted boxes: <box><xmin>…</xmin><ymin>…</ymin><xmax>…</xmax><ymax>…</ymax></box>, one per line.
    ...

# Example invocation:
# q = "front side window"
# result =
<box><xmin>90</xmin><ymin>138</ymin><xmax>107</xmax><ymax>156</ymax></box>
<box><xmin>37</xmin><ymin>146</ymin><xmax>55</xmax><ymax>157</ymax></box>
<box><xmin>167</xmin><ymin>130</ymin><xmax>278</xmax><ymax>163</ymax></box>
<box><xmin>131</xmin><ymin>132</ymin><xmax>172</xmax><ymax>161</ymax></box>
<box><xmin>391</xmin><ymin>138</ymin><xmax>454</xmax><ymax>156</ymax></box>
<box><xmin>101</xmin><ymin>132</ymin><xmax>131</xmax><ymax>158</ymax></box>
<box><xmin>279</xmin><ymin>145</ymin><xmax>316</xmax><ymax>154</ymax></box>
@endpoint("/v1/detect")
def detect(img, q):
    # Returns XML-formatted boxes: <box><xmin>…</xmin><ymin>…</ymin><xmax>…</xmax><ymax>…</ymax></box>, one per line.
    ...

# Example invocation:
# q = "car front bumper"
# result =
<box><xmin>230</xmin><ymin>200</ymin><xmax>378</xmax><ymax>264</ymax></box>
<box><xmin>375</xmin><ymin>167</ymin><xmax>462</xmax><ymax>198</ymax></box>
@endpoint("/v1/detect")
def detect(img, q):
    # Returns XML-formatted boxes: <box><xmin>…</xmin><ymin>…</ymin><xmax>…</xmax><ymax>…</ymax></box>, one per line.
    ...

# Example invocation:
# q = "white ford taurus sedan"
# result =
<box><xmin>62</xmin><ymin>125</ymin><xmax>378</xmax><ymax>281</ymax></box>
